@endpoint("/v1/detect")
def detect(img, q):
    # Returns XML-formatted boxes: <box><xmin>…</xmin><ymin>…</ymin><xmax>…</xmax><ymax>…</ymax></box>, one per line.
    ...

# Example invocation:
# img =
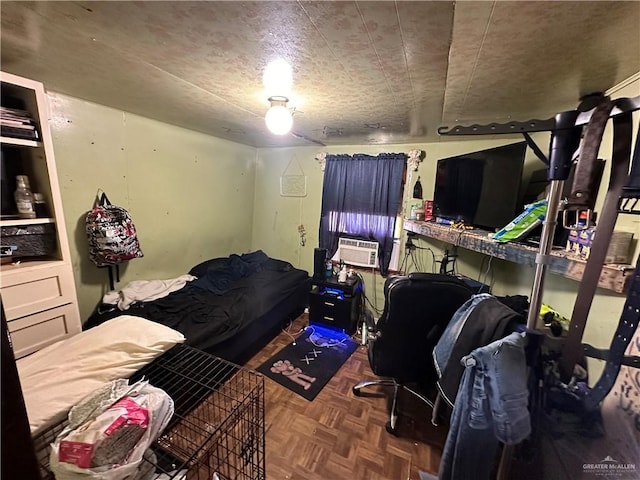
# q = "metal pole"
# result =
<box><xmin>525</xmin><ymin>111</ymin><xmax>582</xmax><ymax>329</ymax></box>
<box><xmin>526</xmin><ymin>180</ymin><xmax>564</xmax><ymax>329</ymax></box>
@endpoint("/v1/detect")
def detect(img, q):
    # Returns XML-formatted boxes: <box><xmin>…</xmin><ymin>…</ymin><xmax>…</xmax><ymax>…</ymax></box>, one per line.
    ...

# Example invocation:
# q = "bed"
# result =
<box><xmin>85</xmin><ymin>250</ymin><xmax>310</xmax><ymax>365</ymax></box>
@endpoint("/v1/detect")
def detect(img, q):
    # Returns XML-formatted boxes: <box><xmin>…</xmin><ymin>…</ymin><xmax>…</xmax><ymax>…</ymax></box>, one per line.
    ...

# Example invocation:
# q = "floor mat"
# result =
<box><xmin>256</xmin><ymin>325</ymin><xmax>358</xmax><ymax>401</ymax></box>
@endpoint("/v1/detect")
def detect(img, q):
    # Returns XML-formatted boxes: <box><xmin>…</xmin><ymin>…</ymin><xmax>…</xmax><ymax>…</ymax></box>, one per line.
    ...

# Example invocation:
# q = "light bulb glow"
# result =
<box><xmin>263</xmin><ymin>59</ymin><xmax>292</xmax><ymax>98</ymax></box>
<box><xmin>265</xmin><ymin>104</ymin><xmax>293</xmax><ymax>135</ymax></box>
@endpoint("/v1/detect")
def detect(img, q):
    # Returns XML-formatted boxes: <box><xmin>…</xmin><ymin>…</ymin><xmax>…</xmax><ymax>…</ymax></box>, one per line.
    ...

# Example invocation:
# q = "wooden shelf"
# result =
<box><xmin>0</xmin><ymin>136</ymin><xmax>41</xmax><ymax>148</ymax></box>
<box><xmin>403</xmin><ymin>219</ymin><xmax>633</xmax><ymax>294</ymax></box>
<box><xmin>1</xmin><ymin>71</ymin><xmax>81</xmax><ymax>357</ymax></box>
<box><xmin>0</xmin><ymin>218</ymin><xmax>54</xmax><ymax>227</ymax></box>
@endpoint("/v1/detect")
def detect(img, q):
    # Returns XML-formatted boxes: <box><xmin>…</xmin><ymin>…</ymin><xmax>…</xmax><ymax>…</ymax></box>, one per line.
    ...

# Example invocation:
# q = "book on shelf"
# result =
<box><xmin>0</xmin><ymin>120</ymin><xmax>35</xmax><ymax>129</ymax></box>
<box><xmin>0</xmin><ymin>102</ymin><xmax>40</xmax><ymax>141</ymax></box>
<box><xmin>1</xmin><ymin>125</ymin><xmax>39</xmax><ymax>140</ymax></box>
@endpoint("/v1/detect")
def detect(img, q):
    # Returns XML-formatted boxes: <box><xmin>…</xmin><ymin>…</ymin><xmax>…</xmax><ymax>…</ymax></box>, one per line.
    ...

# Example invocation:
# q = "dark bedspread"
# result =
<box><xmin>86</xmin><ymin>251</ymin><xmax>309</xmax><ymax>353</ymax></box>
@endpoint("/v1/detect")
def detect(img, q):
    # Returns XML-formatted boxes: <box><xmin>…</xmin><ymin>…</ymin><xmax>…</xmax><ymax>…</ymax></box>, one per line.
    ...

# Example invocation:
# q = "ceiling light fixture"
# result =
<box><xmin>263</xmin><ymin>59</ymin><xmax>294</xmax><ymax>136</ymax></box>
<box><xmin>265</xmin><ymin>95</ymin><xmax>293</xmax><ymax>135</ymax></box>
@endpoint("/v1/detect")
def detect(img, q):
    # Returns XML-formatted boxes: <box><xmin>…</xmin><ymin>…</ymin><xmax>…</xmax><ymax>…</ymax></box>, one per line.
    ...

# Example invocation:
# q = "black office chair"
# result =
<box><xmin>352</xmin><ymin>273</ymin><xmax>473</xmax><ymax>435</ymax></box>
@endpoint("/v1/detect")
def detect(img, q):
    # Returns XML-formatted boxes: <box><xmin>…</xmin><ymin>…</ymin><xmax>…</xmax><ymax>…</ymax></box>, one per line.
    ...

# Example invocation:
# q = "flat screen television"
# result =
<box><xmin>433</xmin><ymin>142</ymin><xmax>527</xmax><ymax>230</ymax></box>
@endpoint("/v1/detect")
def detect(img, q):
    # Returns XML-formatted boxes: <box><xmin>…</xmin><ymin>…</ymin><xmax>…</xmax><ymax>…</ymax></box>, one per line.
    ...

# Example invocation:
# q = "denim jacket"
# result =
<box><xmin>438</xmin><ymin>331</ymin><xmax>531</xmax><ymax>480</ymax></box>
<box><xmin>433</xmin><ymin>294</ymin><xmax>521</xmax><ymax>406</ymax></box>
<box><xmin>433</xmin><ymin>293</ymin><xmax>492</xmax><ymax>378</ymax></box>
<box><xmin>464</xmin><ymin>331</ymin><xmax>531</xmax><ymax>443</ymax></box>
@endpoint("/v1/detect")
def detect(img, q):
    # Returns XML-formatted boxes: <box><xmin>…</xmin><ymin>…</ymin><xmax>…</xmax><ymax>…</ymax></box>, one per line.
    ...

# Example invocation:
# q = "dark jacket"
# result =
<box><xmin>434</xmin><ymin>295</ymin><xmax>522</xmax><ymax>406</ymax></box>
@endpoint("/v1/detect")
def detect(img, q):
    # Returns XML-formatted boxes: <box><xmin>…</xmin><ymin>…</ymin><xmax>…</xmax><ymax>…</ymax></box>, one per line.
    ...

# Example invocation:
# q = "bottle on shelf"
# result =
<box><xmin>33</xmin><ymin>192</ymin><xmax>50</xmax><ymax>218</ymax></box>
<box><xmin>14</xmin><ymin>175</ymin><xmax>35</xmax><ymax>219</ymax></box>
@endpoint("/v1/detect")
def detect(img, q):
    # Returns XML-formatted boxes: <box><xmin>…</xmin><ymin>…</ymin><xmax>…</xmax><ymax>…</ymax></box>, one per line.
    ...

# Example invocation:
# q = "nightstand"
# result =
<box><xmin>309</xmin><ymin>275</ymin><xmax>362</xmax><ymax>335</ymax></box>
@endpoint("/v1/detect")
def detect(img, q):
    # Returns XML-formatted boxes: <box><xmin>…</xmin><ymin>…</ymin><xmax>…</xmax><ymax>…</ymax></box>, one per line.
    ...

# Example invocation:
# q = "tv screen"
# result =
<box><xmin>433</xmin><ymin>142</ymin><xmax>527</xmax><ymax>230</ymax></box>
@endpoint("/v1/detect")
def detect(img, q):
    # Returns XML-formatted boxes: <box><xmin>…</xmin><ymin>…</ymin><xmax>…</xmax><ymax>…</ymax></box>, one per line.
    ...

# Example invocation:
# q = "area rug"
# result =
<box><xmin>256</xmin><ymin>325</ymin><xmax>358</xmax><ymax>401</ymax></box>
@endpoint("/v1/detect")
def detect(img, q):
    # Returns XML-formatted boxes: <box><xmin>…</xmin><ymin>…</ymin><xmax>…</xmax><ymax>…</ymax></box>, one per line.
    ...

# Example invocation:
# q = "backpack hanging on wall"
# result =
<box><xmin>85</xmin><ymin>192</ymin><xmax>143</xmax><ymax>268</ymax></box>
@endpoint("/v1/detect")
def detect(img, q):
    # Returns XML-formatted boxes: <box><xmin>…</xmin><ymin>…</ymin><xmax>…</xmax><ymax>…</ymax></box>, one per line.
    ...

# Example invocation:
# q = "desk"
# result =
<box><xmin>404</xmin><ymin>219</ymin><xmax>633</xmax><ymax>294</ymax></box>
<box><xmin>309</xmin><ymin>276</ymin><xmax>362</xmax><ymax>335</ymax></box>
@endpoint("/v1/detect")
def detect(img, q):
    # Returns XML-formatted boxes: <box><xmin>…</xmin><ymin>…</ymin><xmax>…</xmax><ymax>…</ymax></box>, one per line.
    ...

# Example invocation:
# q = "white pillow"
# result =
<box><xmin>17</xmin><ymin>315</ymin><xmax>185</xmax><ymax>435</ymax></box>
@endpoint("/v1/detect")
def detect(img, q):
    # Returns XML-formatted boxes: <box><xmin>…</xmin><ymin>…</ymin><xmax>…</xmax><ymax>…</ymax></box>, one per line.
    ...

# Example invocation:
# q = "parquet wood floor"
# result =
<box><xmin>245</xmin><ymin>314</ymin><xmax>449</xmax><ymax>480</ymax></box>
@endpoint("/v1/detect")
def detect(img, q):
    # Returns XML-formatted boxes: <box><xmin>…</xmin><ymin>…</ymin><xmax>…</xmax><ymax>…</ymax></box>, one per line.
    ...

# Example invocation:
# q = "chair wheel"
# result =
<box><xmin>385</xmin><ymin>421</ymin><xmax>399</xmax><ymax>436</ymax></box>
<box><xmin>352</xmin><ymin>386</ymin><xmax>362</xmax><ymax>396</ymax></box>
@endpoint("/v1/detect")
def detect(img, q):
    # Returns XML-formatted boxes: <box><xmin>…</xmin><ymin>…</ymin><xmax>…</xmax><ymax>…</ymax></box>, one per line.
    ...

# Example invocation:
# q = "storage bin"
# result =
<box><xmin>1</xmin><ymin>223</ymin><xmax>57</xmax><ymax>258</ymax></box>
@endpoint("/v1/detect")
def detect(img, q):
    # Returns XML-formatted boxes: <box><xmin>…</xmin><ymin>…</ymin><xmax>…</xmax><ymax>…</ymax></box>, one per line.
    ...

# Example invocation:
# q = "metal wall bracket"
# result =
<box><xmin>438</xmin><ymin>95</ymin><xmax>640</xmax><ymax>136</ymax></box>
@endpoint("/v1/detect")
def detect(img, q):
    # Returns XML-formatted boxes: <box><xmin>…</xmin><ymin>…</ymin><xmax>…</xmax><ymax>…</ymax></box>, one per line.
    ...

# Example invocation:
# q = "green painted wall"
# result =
<box><xmin>252</xmin><ymin>137</ymin><xmax>540</xmax><ymax>313</ymax></box>
<box><xmin>253</xmin><ymin>76</ymin><xmax>639</xmax><ymax>380</ymax></box>
<box><xmin>48</xmin><ymin>92</ymin><xmax>257</xmax><ymax>321</ymax></box>
<box><xmin>46</xmin><ymin>74</ymin><xmax>638</xmax><ymax>383</ymax></box>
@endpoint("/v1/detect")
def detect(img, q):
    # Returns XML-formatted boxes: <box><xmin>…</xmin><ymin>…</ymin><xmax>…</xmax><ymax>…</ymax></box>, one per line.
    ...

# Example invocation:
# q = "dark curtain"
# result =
<box><xmin>319</xmin><ymin>153</ymin><xmax>406</xmax><ymax>275</ymax></box>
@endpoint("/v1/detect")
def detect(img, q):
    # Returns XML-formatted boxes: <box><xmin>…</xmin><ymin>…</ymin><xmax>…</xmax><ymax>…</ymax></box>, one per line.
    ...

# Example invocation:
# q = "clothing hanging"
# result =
<box><xmin>413</xmin><ymin>176</ymin><xmax>423</xmax><ymax>199</ymax></box>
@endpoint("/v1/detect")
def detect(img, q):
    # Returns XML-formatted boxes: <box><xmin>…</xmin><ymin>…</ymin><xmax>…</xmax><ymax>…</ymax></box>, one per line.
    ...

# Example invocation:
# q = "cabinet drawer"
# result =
<box><xmin>1</xmin><ymin>264</ymin><xmax>76</xmax><ymax>320</ymax></box>
<box><xmin>7</xmin><ymin>303</ymin><xmax>81</xmax><ymax>359</ymax></box>
<box><xmin>309</xmin><ymin>294</ymin><xmax>352</xmax><ymax>325</ymax></box>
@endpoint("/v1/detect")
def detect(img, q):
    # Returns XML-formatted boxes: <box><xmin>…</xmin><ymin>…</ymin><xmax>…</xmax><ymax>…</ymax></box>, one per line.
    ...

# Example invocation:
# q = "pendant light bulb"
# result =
<box><xmin>265</xmin><ymin>98</ymin><xmax>293</xmax><ymax>135</ymax></box>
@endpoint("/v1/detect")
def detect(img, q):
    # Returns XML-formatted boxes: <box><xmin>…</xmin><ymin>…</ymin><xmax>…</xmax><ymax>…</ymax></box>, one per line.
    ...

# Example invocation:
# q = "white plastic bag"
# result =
<box><xmin>50</xmin><ymin>379</ymin><xmax>173</xmax><ymax>480</ymax></box>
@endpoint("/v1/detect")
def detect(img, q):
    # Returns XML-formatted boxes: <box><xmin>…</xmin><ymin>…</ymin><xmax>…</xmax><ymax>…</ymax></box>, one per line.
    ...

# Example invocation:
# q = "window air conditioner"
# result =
<box><xmin>336</xmin><ymin>237</ymin><xmax>379</xmax><ymax>268</ymax></box>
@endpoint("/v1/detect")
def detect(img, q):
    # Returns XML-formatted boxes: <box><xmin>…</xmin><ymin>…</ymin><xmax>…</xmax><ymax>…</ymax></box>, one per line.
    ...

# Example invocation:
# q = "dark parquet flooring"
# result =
<box><xmin>244</xmin><ymin>314</ymin><xmax>448</xmax><ymax>480</ymax></box>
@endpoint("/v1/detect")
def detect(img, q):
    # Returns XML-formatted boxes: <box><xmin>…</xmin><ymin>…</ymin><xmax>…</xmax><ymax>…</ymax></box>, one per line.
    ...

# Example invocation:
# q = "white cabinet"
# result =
<box><xmin>1</xmin><ymin>72</ymin><xmax>81</xmax><ymax>358</ymax></box>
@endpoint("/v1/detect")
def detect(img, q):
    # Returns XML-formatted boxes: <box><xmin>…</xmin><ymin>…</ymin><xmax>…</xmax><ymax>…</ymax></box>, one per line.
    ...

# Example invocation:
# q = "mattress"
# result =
<box><xmin>17</xmin><ymin>316</ymin><xmax>184</xmax><ymax>436</ymax></box>
<box><xmin>85</xmin><ymin>251</ymin><xmax>310</xmax><ymax>356</ymax></box>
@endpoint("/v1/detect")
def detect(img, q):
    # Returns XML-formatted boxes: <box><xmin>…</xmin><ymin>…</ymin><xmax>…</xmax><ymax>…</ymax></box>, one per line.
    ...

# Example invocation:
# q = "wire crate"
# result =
<box><xmin>33</xmin><ymin>344</ymin><xmax>265</xmax><ymax>480</ymax></box>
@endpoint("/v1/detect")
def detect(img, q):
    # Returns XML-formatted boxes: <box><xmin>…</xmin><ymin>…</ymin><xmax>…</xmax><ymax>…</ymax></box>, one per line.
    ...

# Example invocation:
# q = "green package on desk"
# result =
<box><xmin>492</xmin><ymin>200</ymin><xmax>547</xmax><ymax>243</ymax></box>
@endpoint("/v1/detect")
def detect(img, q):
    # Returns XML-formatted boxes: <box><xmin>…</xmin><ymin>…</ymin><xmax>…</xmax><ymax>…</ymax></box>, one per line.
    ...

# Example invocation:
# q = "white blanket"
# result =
<box><xmin>17</xmin><ymin>315</ymin><xmax>185</xmax><ymax>436</ymax></box>
<box><xmin>102</xmin><ymin>274</ymin><xmax>196</xmax><ymax>310</ymax></box>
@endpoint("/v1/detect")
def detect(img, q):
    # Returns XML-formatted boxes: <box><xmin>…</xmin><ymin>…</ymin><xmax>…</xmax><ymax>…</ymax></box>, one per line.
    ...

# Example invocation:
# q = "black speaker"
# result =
<box><xmin>313</xmin><ymin>248</ymin><xmax>327</xmax><ymax>279</ymax></box>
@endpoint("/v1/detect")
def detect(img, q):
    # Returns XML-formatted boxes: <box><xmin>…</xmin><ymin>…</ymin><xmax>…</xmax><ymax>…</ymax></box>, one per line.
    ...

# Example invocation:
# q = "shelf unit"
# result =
<box><xmin>1</xmin><ymin>71</ymin><xmax>81</xmax><ymax>358</ymax></box>
<box><xmin>403</xmin><ymin>219</ymin><xmax>633</xmax><ymax>294</ymax></box>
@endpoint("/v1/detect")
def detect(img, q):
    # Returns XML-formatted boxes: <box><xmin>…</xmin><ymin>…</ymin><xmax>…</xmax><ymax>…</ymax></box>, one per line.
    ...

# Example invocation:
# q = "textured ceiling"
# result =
<box><xmin>1</xmin><ymin>1</ymin><xmax>639</xmax><ymax>148</ymax></box>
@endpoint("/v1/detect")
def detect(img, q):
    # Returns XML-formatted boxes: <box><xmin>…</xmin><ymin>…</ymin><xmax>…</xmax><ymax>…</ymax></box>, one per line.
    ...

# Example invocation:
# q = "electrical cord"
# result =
<box><xmin>410</xmin><ymin>250</ymin><xmax>423</xmax><ymax>272</ymax></box>
<box><xmin>371</xmin><ymin>267</ymin><xmax>378</xmax><ymax>312</ymax></box>
<box><xmin>363</xmin><ymin>292</ymin><xmax>383</xmax><ymax>316</ymax></box>
<box><xmin>282</xmin><ymin>321</ymin><xmax>306</xmax><ymax>346</ymax></box>
<box><xmin>479</xmin><ymin>255</ymin><xmax>494</xmax><ymax>287</ymax></box>
<box><xmin>304</xmin><ymin>325</ymin><xmax>349</xmax><ymax>348</ymax></box>
<box><xmin>415</xmin><ymin>246</ymin><xmax>438</xmax><ymax>273</ymax></box>
<box><xmin>438</xmin><ymin>247</ymin><xmax>457</xmax><ymax>275</ymax></box>
<box><xmin>399</xmin><ymin>250</ymin><xmax>410</xmax><ymax>274</ymax></box>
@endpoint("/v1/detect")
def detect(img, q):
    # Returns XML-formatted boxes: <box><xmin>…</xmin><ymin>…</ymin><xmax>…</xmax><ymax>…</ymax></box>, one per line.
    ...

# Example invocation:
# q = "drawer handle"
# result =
<box><xmin>323</xmin><ymin>316</ymin><xmax>334</xmax><ymax>322</ymax></box>
<box><xmin>323</xmin><ymin>301</ymin><xmax>335</xmax><ymax>307</ymax></box>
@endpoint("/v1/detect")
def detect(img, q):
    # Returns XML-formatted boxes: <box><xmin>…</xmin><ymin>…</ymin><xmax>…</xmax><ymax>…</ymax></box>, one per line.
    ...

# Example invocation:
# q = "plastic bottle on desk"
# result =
<box><xmin>325</xmin><ymin>260</ymin><xmax>333</xmax><ymax>278</ymax></box>
<box><xmin>14</xmin><ymin>175</ymin><xmax>36</xmax><ymax>219</ymax></box>
<box><xmin>338</xmin><ymin>264</ymin><xmax>348</xmax><ymax>283</ymax></box>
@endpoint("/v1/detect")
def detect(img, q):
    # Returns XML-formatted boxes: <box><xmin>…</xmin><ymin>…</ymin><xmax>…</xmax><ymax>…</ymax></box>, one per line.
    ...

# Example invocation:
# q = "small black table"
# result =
<box><xmin>308</xmin><ymin>275</ymin><xmax>362</xmax><ymax>335</ymax></box>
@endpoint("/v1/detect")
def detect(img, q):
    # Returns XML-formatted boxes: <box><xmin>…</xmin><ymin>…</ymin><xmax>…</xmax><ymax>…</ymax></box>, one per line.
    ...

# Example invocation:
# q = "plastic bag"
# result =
<box><xmin>50</xmin><ymin>379</ymin><xmax>173</xmax><ymax>480</ymax></box>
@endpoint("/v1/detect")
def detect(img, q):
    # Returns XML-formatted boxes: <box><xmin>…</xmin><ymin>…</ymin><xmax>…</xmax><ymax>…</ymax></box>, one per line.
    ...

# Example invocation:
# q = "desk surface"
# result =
<box><xmin>404</xmin><ymin>219</ymin><xmax>633</xmax><ymax>294</ymax></box>
<box><xmin>311</xmin><ymin>275</ymin><xmax>361</xmax><ymax>295</ymax></box>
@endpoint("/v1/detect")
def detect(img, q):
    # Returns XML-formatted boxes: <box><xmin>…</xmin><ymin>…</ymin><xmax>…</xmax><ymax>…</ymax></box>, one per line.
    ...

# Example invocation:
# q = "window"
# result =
<box><xmin>319</xmin><ymin>153</ymin><xmax>406</xmax><ymax>275</ymax></box>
